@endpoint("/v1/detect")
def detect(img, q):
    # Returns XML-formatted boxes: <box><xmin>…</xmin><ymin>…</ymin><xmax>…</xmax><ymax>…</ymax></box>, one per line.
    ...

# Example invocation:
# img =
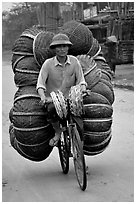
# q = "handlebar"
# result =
<box><xmin>39</xmin><ymin>90</ymin><xmax>90</xmax><ymax>106</ymax></box>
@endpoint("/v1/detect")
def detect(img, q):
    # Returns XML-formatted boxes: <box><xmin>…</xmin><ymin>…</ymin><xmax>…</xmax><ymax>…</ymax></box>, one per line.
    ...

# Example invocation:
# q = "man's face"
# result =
<box><xmin>55</xmin><ymin>44</ymin><xmax>69</xmax><ymax>57</ymax></box>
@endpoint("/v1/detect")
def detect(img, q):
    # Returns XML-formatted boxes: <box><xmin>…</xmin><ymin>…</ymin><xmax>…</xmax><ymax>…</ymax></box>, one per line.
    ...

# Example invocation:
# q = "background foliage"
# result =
<box><xmin>2</xmin><ymin>2</ymin><xmax>39</xmax><ymax>50</ymax></box>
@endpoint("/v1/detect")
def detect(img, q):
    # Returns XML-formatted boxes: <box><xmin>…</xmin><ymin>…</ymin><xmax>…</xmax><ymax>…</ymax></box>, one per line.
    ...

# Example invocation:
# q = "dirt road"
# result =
<box><xmin>2</xmin><ymin>55</ymin><xmax>134</xmax><ymax>202</ymax></box>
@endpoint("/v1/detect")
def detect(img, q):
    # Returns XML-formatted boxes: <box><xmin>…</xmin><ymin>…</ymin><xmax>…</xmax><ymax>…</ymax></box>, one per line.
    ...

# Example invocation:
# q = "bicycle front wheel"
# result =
<box><xmin>58</xmin><ymin>130</ymin><xmax>70</xmax><ymax>174</ymax></box>
<box><xmin>71</xmin><ymin>125</ymin><xmax>87</xmax><ymax>191</ymax></box>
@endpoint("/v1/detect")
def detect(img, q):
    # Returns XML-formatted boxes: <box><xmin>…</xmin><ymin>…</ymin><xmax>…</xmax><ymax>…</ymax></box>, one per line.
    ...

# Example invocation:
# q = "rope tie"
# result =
<box><xmin>12</xmin><ymin>55</ymin><xmax>26</xmax><ymax>73</ymax></box>
<box><xmin>12</xmin><ymin>51</ymin><xmax>34</xmax><ymax>56</ymax></box>
<box><xmin>14</xmin><ymin>124</ymin><xmax>50</xmax><ymax>131</ymax></box>
<box><xmin>15</xmin><ymin>68</ymin><xmax>39</xmax><ymax>74</ymax></box>
<box><xmin>13</xmin><ymin>111</ymin><xmax>47</xmax><ymax>116</ymax></box>
<box><xmin>14</xmin><ymin>94</ymin><xmax>40</xmax><ymax>103</ymax></box>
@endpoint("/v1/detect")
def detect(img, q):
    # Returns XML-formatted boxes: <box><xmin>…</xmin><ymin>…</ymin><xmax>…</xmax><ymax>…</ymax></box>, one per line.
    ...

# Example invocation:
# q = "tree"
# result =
<box><xmin>2</xmin><ymin>2</ymin><xmax>40</xmax><ymax>50</ymax></box>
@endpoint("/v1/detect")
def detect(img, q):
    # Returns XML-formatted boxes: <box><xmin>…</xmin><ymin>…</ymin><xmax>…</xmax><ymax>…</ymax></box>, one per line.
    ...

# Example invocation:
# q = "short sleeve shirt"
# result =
<box><xmin>36</xmin><ymin>55</ymin><xmax>86</xmax><ymax>98</ymax></box>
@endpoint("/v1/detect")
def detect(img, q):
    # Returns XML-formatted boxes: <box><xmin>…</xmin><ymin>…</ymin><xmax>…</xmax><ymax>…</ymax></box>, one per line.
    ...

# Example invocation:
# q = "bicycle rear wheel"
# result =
<box><xmin>58</xmin><ymin>130</ymin><xmax>70</xmax><ymax>174</ymax></box>
<box><xmin>71</xmin><ymin>125</ymin><xmax>87</xmax><ymax>191</ymax></box>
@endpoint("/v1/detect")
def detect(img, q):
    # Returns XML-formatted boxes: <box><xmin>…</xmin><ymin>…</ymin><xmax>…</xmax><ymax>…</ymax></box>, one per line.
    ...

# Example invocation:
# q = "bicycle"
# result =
<box><xmin>49</xmin><ymin>88</ymin><xmax>87</xmax><ymax>191</ymax></box>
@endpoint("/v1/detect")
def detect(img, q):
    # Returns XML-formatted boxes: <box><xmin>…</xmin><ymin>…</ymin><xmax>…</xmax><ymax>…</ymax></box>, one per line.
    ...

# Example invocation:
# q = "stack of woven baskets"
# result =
<box><xmin>9</xmin><ymin>27</ymin><xmax>55</xmax><ymax>161</ymax></box>
<box><xmin>9</xmin><ymin>20</ymin><xmax>115</xmax><ymax>161</ymax></box>
<box><xmin>30</xmin><ymin>20</ymin><xmax>101</xmax><ymax>67</ymax></box>
<box><xmin>77</xmin><ymin>55</ymin><xmax>114</xmax><ymax>156</ymax></box>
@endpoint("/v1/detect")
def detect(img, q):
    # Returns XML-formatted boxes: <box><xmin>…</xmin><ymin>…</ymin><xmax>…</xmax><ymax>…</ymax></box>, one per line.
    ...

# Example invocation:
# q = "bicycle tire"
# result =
<box><xmin>71</xmin><ymin>125</ymin><xmax>87</xmax><ymax>191</ymax></box>
<box><xmin>58</xmin><ymin>130</ymin><xmax>70</xmax><ymax>174</ymax></box>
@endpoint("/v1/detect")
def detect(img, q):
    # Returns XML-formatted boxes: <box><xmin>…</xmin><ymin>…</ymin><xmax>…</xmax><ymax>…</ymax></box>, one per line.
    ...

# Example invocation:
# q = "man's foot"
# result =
<box><xmin>49</xmin><ymin>133</ymin><xmax>61</xmax><ymax>147</ymax></box>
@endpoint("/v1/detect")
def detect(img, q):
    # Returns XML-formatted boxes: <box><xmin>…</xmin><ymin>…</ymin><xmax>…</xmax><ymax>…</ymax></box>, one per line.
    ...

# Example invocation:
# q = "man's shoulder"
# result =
<box><xmin>68</xmin><ymin>55</ymin><xmax>79</xmax><ymax>63</ymax></box>
<box><xmin>42</xmin><ymin>57</ymin><xmax>54</xmax><ymax>66</ymax></box>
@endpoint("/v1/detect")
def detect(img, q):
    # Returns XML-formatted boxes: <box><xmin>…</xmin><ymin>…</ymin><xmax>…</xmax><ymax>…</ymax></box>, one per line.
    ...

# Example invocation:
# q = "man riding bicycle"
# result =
<box><xmin>36</xmin><ymin>33</ymin><xmax>87</xmax><ymax>147</ymax></box>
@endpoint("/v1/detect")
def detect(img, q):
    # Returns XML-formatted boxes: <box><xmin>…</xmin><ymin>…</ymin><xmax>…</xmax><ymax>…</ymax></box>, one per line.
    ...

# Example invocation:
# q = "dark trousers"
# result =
<box><xmin>46</xmin><ymin>102</ymin><xmax>83</xmax><ymax>141</ymax></box>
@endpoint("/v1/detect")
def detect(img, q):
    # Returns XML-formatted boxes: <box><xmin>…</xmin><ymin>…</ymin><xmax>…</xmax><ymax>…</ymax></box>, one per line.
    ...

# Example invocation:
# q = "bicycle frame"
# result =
<box><xmin>59</xmin><ymin>113</ymin><xmax>87</xmax><ymax>191</ymax></box>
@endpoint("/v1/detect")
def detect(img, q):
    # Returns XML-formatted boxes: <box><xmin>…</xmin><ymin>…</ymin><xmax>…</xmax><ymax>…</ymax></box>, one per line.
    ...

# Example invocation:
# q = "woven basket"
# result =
<box><xmin>60</xmin><ymin>20</ymin><xmax>93</xmax><ymax>56</ymax></box>
<box><xmin>83</xmin><ymin>104</ymin><xmax>113</xmax><ymax>119</ymax></box>
<box><xmin>11</xmin><ymin>86</ymin><xmax>55</xmax><ymax>161</ymax></box>
<box><xmin>77</xmin><ymin>55</ymin><xmax>95</xmax><ymax>74</ymax></box>
<box><xmin>84</xmin><ymin>128</ymin><xmax>111</xmax><ymax>145</ymax></box>
<box><xmin>9</xmin><ymin>107</ymin><xmax>13</xmax><ymax>123</ymax></box>
<box><xmin>95</xmin><ymin>58</ymin><xmax>112</xmax><ymax>81</ymax></box>
<box><xmin>85</xmin><ymin>66</ymin><xmax>101</xmax><ymax>90</ymax></box>
<box><xmin>12</xmin><ymin>54</ymin><xmax>26</xmax><ymax>69</ymax></box>
<box><xmin>83</xmin><ymin>131</ymin><xmax>112</xmax><ymax>156</ymax></box>
<box><xmin>79</xmin><ymin>54</ymin><xmax>114</xmax><ymax>104</ymax></box>
<box><xmin>91</xmin><ymin>81</ymin><xmax>115</xmax><ymax>105</ymax></box>
<box><xmin>13</xmin><ymin>86</ymin><xmax>47</xmax><ymax>128</ymax></box>
<box><xmin>83</xmin><ymin>118</ymin><xmax>112</xmax><ymax>132</ymax></box>
<box><xmin>9</xmin><ymin>124</ymin><xmax>53</xmax><ymax>162</ymax></box>
<box><xmin>101</xmin><ymin>70</ymin><xmax>112</xmax><ymax>82</ymax></box>
<box><xmin>12</xmin><ymin>36</ymin><xmax>34</xmax><ymax>54</ymax></box>
<box><xmin>13</xmin><ymin>56</ymin><xmax>40</xmax><ymax>87</ymax></box>
<box><xmin>83</xmin><ymin>90</ymin><xmax>113</xmax><ymax>156</ymax></box>
<box><xmin>83</xmin><ymin>91</ymin><xmax>111</xmax><ymax>105</ymax></box>
<box><xmin>77</xmin><ymin>55</ymin><xmax>101</xmax><ymax>89</ymax></box>
<box><xmin>21</xmin><ymin>26</ymin><xmax>44</xmax><ymax>39</ymax></box>
<box><xmin>87</xmin><ymin>38</ymin><xmax>101</xmax><ymax>58</ymax></box>
<box><xmin>33</xmin><ymin>31</ymin><xmax>55</xmax><ymax>66</ymax></box>
<box><xmin>100</xmin><ymin>79</ymin><xmax>114</xmax><ymax>93</ymax></box>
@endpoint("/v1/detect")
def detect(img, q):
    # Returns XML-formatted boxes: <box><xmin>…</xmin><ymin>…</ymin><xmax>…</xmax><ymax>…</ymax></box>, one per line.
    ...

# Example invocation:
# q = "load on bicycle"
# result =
<box><xmin>9</xmin><ymin>20</ymin><xmax>114</xmax><ymax>163</ymax></box>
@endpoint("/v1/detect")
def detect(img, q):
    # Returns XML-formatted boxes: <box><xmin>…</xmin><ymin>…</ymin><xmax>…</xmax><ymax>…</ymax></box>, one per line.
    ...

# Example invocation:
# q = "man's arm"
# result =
<box><xmin>36</xmin><ymin>61</ymin><xmax>48</xmax><ymax>105</ymax></box>
<box><xmin>37</xmin><ymin>88</ymin><xmax>46</xmax><ymax>105</ymax></box>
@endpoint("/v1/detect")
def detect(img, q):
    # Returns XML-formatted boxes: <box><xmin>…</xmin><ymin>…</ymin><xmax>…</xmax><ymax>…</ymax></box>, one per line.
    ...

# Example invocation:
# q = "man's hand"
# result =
<box><xmin>80</xmin><ymin>84</ymin><xmax>86</xmax><ymax>94</ymax></box>
<box><xmin>39</xmin><ymin>95</ymin><xmax>46</xmax><ymax>106</ymax></box>
<box><xmin>39</xmin><ymin>96</ymin><xmax>53</xmax><ymax>106</ymax></box>
<box><xmin>80</xmin><ymin>84</ymin><xmax>90</xmax><ymax>97</ymax></box>
<box><xmin>45</xmin><ymin>97</ymin><xmax>53</xmax><ymax>104</ymax></box>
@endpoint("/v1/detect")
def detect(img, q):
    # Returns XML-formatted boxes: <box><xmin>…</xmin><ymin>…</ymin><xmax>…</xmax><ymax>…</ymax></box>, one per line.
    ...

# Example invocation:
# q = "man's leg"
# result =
<box><xmin>49</xmin><ymin>121</ymin><xmax>62</xmax><ymax>146</ymax></box>
<box><xmin>46</xmin><ymin>102</ymin><xmax>62</xmax><ymax>146</ymax></box>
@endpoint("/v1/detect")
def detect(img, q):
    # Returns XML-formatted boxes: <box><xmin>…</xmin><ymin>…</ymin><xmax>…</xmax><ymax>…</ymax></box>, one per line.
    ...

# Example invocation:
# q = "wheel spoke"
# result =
<box><xmin>58</xmin><ymin>131</ymin><xmax>69</xmax><ymax>174</ymax></box>
<box><xmin>72</xmin><ymin>126</ymin><xmax>87</xmax><ymax>191</ymax></box>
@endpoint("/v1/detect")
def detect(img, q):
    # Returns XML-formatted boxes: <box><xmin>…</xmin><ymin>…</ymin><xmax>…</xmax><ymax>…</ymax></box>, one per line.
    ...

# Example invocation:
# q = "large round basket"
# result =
<box><xmin>13</xmin><ymin>56</ymin><xmax>40</xmax><ymax>87</ymax></box>
<box><xmin>87</xmin><ymin>37</ymin><xmax>101</xmax><ymax>58</ymax></box>
<box><xmin>83</xmin><ymin>91</ymin><xmax>113</xmax><ymax>156</ymax></box>
<box><xmin>33</xmin><ymin>31</ymin><xmax>55</xmax><ymax>66</ymax></box>
<box><xmin>12</xmin><ymin>36</ymin><xmax>34</xmax><ymax>55</ymax></box>
<box><xmin>83</xmin><ymin>103</ymin><xmax>113</xmax><ymax>118</ymax></box>
<box><xmin>77</xmin><ymin>55</ymin><xmax>101</xmax><ymax>89</ymax></box>
<box><xmin>11</xmin><ymin>86</ymin><xmax>55</xmax><ymax>161</ymax></box>
<box><xmin>83</xmin><ymin>130</ymin><xmax>112</xmax><ymax>156</ymax></box>
<box><xmin>60</xmin><ymin>20</ymin><xmax>93</xmax><ymax>56</ymax></box>
<box><xmin>83</xmin><ymin>91</ymin><xmax>111</xmax><ymax>105</ymax></box>
<box><xmin>91</xmin><ymin>81</ymin><xmax>115</xmax><ymax>105</ymax></box>
<box><xmin>21</xmin><ymin>26</ymin><xmax>44</xmax><ymax>39</ymax></box>
<box><xmin>94</xmin><ymin>57</ymin><xmax>113</xmax><ymax>81</ymax></box>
